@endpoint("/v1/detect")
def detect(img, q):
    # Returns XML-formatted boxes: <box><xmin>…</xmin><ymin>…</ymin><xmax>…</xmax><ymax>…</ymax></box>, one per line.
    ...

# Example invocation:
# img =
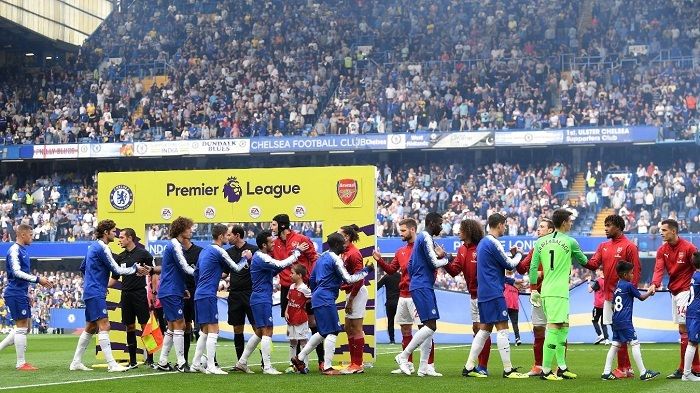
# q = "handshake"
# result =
<box><xmin>135</xmin><ymin>264</ymin><xmax>151</xmax><ymax>276</ymax></box>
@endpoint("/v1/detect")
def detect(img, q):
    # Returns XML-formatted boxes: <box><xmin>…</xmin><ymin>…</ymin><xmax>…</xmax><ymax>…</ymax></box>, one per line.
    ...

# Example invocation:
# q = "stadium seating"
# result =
<box><xmin>0</xmin><ymin>0</ymin><xmax>698</xmax><ymax>143</ymax></box>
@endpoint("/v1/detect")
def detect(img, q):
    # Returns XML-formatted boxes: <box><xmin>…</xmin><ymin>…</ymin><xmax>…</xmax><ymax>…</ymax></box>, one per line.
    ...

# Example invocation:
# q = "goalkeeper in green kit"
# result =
<box><xmin>529</xmin><ymin>209</ymin><xmax>590</xmax><ymax>381</ymax></box>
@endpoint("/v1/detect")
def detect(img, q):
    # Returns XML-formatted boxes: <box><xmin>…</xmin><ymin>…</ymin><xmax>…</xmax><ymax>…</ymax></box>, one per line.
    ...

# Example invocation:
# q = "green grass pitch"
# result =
<box><xmin>0</xmin><ymin>335</ymin><xmax>696</xmax><ymax>392</ymax></box>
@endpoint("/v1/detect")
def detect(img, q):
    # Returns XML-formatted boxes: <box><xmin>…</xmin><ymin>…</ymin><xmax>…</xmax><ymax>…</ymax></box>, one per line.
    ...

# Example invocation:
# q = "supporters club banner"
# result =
<box><xmin>24</xmin><ymin>144</ymin><xmax>80</xmax><ymax>159</ymax></box>
<box><xmin>133</xmin><ymin>139</ymin><xmax>250</xmax><ymax>157</ymax></box>
<box><xmin>77</xmin><ymin>143</ymin><xmax>134</xmax><ymax>158</ymax></box>
<box><xmin>386</xmin><ymin>131</ymin><xmax>495</xmax><ymax>150</ymax></box>
<box><xmin>377</xmin><ymin>284</ymin><xmax>676</xmax><ymax>344</ymax></box>
<box><xmin>98</xmin><ymin>166</ymin><xmax>378</xmax><ymax>365</ymax></box>
<box><xmin>494</xmin><ymin>126</ymin><xmax>660</xmax><ymax>146</ymax></box>
<box><xmin>564</xmin><ymin>125</ymin><xmax>658</xmax><ymax>144</ymax></box>
<box><xmin>495</xmin><ymin>130</ymin><xmax>565</xmax><ymax>146</ymax></box>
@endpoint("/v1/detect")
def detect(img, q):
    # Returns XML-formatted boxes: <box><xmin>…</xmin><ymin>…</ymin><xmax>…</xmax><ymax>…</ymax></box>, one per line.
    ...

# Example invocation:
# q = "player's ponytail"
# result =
<box><xmin>341</xmin><ymin>224</ymin><xmax>360</xmax><ymax>243</ymax></box>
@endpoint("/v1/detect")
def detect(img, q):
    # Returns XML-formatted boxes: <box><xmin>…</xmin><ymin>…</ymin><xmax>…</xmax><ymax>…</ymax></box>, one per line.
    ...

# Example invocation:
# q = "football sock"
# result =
<box><xmin>496</xmin><ymin>329</ymin><xmax>512</xmax><ymax>372</ymax></box>
<box><xmin>0</xmin><ymin>329</ymin><xmax>15</xmax><ymax>350</ymax></box>
<box><xmin>72</xmin><ymin>331</ymin><xmax>93</xmax><ymax>364</ymax></box>
<box><xmin>478</xmin><ymin>336</ymin><xmax>491</xmax><ymax>368</ymax></box>
<box><xmin>684</xmin><ymin>343</ymin><xmax>697</xmax><ymax>375</ymax></box>
<box><xmin>239</xmin><ymin>334</ymin><xmax>261</xmax><ymax>364</ymax></box>
<box><xmin>630</xmin><ymin>340</ymin><xmax>646</xmax><ymax>375</ymax></box>
<box><xmin>681</xmin><ymin>332</ymin><xmax>689</xmax><ymax>371</ymax></box>
<box><xmin>159</xmin><ymin>330</ymin><xmax>173</xmax><ymax>365</ymax></box>
<box><xmin>533</xmin><ymin>333</ymin><xmax>544</xmax><ymax>366</ymax></box>
<box><xmin>173</xmin><ymin>330</ymin><xmax>186</xmax><ymax>367</ymax></box>
<box><xmin>465</xmin><ymin>330</ymin><xmax>489</xmax><ymax>369</ymax></box>
<box><xmin>603</xmin><ymin>342</ymin><xmax>620</xmax><ymax>374</ymax></box>
<box><xmin>402</xmin><ymin>326</ymin><xmax>433</xmax><ymax>359</ymax></box>
<box><xmin>323</xmin><ymin>334</ymin><xmax>337</xmax><ymax>368</ymax></box>
<box><xmin>126</xmin><ymin>331</ymin><xmax>137</xmax><ymax>364</ymax></box>
<box><xmin>14</xmin><ymin>327</ymin><xmax>27</xmax><ymax>367</ymax></box>
<box><xmin>554</xmin><ymin>328</ymin><xmax>568</xmax><ymax>370</ymax></box>
<box><xmin>234</xmin><ymin>333</ymin><xmax>245</xmax><ymax>360</ymax></box>
<box><xmin>618</xmin><ymin>343</ymin><xmax>631</xmax><ymax>370</ymax></box>
<box><xmin>261</xmin><ymin>336</ymin><xmax>272</xmax><ymax>369</ymax></box>
<box><xmin>98</xmin><ymin>331</ymin><xmax>117</xmax><ymax>368</ymax></box>
<box><xmin>299</xmin><ymin>333</ymin><xmax>323</xmax><ymax>362</ymax></box>
<box><xmin>193</xmin><ymin>333</ymin><xmax>207</xmax><ymax>366</ymax></box>
<box><xmin>184</xmin><ymin>331</ymin><xmax>191</xmax><ymax>361</ymax></box>
<box><xmin>402</xmin><ymin>334</ymin><xmax>413</xmax><ymax>363</ymax></box>
<box><xmin>542</xmin><ymin>328</ymin><xmax>557</xmax><ymax>373</ymax></box>
<box><xmin>206</xmin><ymin>333</ymin><xmax>218</xmax><ymax>369</ymax></box>
<box><xmin>419</xmin><ymin>336</ymin><xmax>432</xmax><ymax>367</ymax></box>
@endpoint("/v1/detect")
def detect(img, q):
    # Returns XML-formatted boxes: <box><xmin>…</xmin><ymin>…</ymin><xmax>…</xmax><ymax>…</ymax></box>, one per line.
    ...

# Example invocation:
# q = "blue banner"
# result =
<box><xmin>249</xmin><ymin>134</ymin><xmax>387</xmax><ymax>153</ymax></box>
<box><xmin>376</xmin><ymin>285</ymin><xmax>675</xmax><ymax>344</ymax></box>
<box><xmin>1</xmin><ymin>234</ymin><xmax>697</xmax><ymax>258</ymax></box>
<box><xmin>563</xmin><ymin>125</ymin><xmax>658</xmax><ymax>144</ymax></box>
<box><xmin>49</xmin><ymin>308</ymin><xmax>86</xmax><ymax>329</ymax></box>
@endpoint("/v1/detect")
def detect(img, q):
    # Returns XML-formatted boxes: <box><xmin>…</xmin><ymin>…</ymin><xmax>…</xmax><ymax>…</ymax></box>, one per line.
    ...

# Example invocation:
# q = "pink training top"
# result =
<box><xmin>593</xmin><ymin>277</ymin><xmax>605</xmax><ymax>308</ymax></box>
<box><xmin>504</xmin><ymin>281</ymin><xmax>519</xmax><ymax>310</ymax></box>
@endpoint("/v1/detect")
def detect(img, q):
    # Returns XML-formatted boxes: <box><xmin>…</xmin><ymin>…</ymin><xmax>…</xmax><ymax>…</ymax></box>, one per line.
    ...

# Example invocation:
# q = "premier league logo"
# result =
<box><xmin>110</xmin><ymin>185</ymin><xmax>133</xmax><ymax>210</ymax></box>
<box><xmin>223</xmin><ymin>177</ymin><xmax>243</xmax><ymax>203</ymax></box>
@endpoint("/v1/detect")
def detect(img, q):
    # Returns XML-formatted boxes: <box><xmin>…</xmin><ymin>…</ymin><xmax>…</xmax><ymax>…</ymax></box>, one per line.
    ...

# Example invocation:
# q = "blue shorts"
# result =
<box><xmin>4</xmin><ymin>296</ymin><xmax>30</xmax><ymax>321</ymax></box>
<box><xmin>251</xmin><ymin>303</ymin><xmax>273</xmax><ymax>328</ymax></box>
<box><xmin>478</xmin><ymin>297</ymin><xmax>509</xmax><ymax>324</ymax></box>
<box><xmin>195</xmin><ymin>297</ymin><xmax>219</xmax><ymax>325</ymax></box>
<box><xmin>411</xmin><ymin>288</ymin><xmax>439</xmax><ymax>323</ymax></box>
<box><xmin>160</xmin><ymin>295</ymin><xmax>185</xmax><ymax>322</ymax></box>
<box><xmin>687</xmin><ymin>318</ymin><xmax>700</xmax><ymax>344</ymax></box>
<box><xmin>612</xmin><ymin>327</ymin><xmax>637</xmax><ymax>343</ymax></box>
<box><xmin>313</xmin><ymin>304</ymin><xmax>341</xmax><ymax>336</ymax></box>
<box><xmin>84</xmin><ymin>297</ymin><xmax>108</xmax><ymax>322</ymax></box>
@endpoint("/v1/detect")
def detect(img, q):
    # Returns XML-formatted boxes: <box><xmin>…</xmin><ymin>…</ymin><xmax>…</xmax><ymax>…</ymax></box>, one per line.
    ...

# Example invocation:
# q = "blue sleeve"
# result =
<box><xmin>630</xmin><ymin>283</ymin><xmax>643</xmax><ymax>300</ymax></box>
<box><xmin>309</xmin><ymin>264</ymin><xmax>318</xmax><ymax>290</ymax></box>
<box><xmin>505</xmin><ymin>277</ymin><xmax>516</xmax><ymax>286</ymax></box>
<box><xmin>485</xmin><ymin>236</ymin><xmax>522</xmax><ymax>270</ymax></box>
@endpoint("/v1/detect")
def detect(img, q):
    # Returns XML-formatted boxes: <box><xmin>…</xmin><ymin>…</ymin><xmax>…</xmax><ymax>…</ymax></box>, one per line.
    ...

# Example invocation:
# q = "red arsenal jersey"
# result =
<box><xmin>516</xmin><ymin>249</ymin><xmax>543</xmax><ymax>291</ymax></box>
<box><xmin>586</xmin><ymin>235</ymin><xmax>641</xmax><ymax>300</ymax></box>
<box><xmin>653</xmin><ymin>238</ymin><xmax>698</xmax><ymax>295</ymax></box>
<box><xmin>444</xmin><ymin>243</ymin><xmax>478</xmax><ymax>299</ymax></box>
<box><xmin>377</xmin><ymin>242</ymin><xmax>413</xmax><ymax>298</ymax></box>
<box><xmin>286</xmin><ymin>282</ymin><xmax>311</xmax><ymax>325</ymax></box>
<box><xmin>341</xmin><ymin>243</ymin><xmax>365</xmax><ymax>295</ymax></box>
<box><xmin>273</xmin><ymin>230</ymin><xmax>318</xmax><ymax>288</ymax></box>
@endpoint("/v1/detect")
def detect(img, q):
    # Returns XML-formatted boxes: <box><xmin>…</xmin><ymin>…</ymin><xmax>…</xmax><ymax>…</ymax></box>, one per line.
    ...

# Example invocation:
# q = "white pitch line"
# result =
<box><xmin>0</xmin><ymin>344</ymin><xmax>674</xmax><ymax>390</ymax></box>
<box><xmin>0</xmin><ymin>371</ymin><xmax>175</xmax><ymax>391</ymax></box>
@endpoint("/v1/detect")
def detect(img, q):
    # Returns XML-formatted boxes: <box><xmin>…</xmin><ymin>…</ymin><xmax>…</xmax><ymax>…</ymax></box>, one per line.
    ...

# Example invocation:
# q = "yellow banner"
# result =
<box><xmin>98</xmin><ymin>166</ymin><xmax>377</xmax><ymax>365</ymax></box>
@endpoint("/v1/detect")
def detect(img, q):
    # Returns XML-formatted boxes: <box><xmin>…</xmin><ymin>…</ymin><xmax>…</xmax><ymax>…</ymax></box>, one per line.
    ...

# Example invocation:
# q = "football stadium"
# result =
<box><xmin>0</xmin><ymin>0</ymin><xmax>700</xmax><ymax>391</ymax></box>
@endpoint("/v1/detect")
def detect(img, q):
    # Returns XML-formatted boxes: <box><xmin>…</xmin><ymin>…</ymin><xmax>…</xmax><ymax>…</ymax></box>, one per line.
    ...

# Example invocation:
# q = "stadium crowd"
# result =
<box><xmin>586</xmin><ymin>158</ymin><xmax>700</xmax><ymax>234</ymax></box>
<box><xmin>0</xmin><ymin>0</ymin><xmax>698</xmax><ymax>144</ymax></box>
<box><xmin>0</xmin><ymin>157</ymin><xmax>699</xmax><ymax>249</ymax></box>
<box><xmin>0</xmin><ymin>271</ymin><xmax>84</xmax><ymax>331</ymax></box>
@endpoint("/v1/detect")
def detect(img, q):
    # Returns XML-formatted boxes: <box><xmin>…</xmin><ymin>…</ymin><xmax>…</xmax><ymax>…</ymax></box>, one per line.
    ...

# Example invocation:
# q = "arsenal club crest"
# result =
<box><xmin>337</xmin><ymin>179</ymin><xmax>358</xmax><ymax>205</ymax></box>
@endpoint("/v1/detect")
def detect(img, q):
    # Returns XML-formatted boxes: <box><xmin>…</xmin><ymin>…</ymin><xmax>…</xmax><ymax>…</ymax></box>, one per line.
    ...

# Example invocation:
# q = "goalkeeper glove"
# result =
<box><xmin>530</xmin><ymin>290</ymin><xmax>542</xmax><ymax>307</ymax></box>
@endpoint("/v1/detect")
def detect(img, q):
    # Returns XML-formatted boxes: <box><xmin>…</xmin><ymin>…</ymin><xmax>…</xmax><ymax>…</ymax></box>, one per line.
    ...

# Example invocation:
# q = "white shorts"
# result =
<box><xmin>346</xmin><ymin>285</ymin><xmax>368</xmax><ymax>319</ymax></box>
<box><xmin>603</xmin><ymin>300</ymin><xmax>613</xmax><ymax>325</ymax></box>
<box><xmin>470</xmin><ymin>298</ymin><xmax>480</xmax><ymax>324</ymax></box>
<box><xmin>531</xmin><ymin>303</ymin><xmax>547</xmax><ymax>327</ymax></box>
<box><xmin>673</xmin><ymin>290</ymin><xmax>691</xmax><ymax>324</ymax></box>
<box><xmin>395</xmin><ymin>296</ymin><xmax>421</xmax><ymax>325</ymax></box>
<box><xmin>287</xmin><ymin>321</ymin><xmax>310</xmax><ymax>340</ymax></box>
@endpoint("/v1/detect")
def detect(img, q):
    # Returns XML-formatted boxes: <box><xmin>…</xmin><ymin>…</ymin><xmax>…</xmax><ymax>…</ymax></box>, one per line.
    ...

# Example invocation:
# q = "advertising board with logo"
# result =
<box><xmin>98</xmin><ymin>166</ymin><xmax>377</xmax><ymax>365</ymax></box>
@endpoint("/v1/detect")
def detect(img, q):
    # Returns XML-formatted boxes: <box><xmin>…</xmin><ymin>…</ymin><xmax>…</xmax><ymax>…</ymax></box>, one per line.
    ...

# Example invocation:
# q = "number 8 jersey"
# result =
<box><xmin>612</xmin><ymin>279</ymin><xmax>643</xmax><ymax>329</ymax></box>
